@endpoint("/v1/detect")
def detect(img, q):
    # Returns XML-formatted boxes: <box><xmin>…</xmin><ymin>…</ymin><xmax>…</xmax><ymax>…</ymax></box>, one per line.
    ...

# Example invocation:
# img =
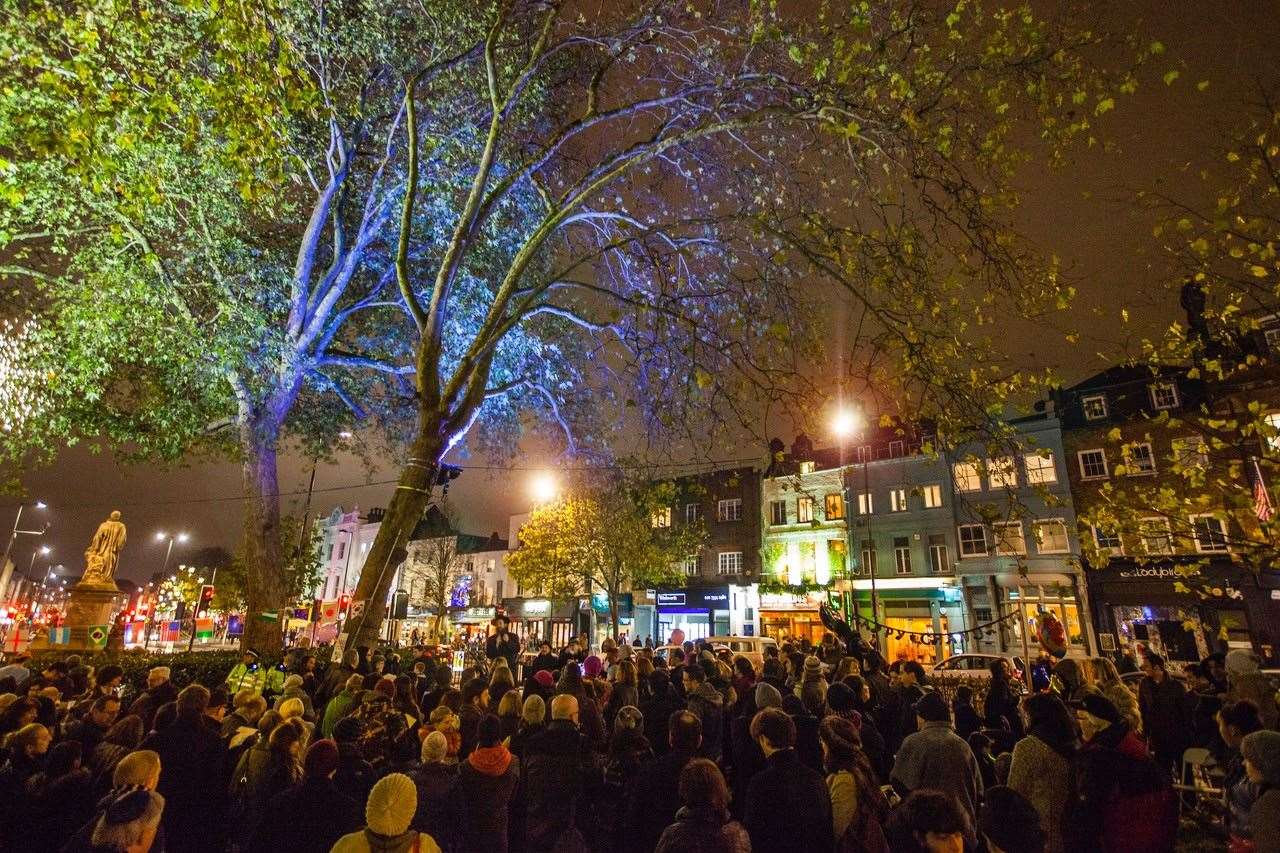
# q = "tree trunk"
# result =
<box><xmin>347</xmin><ymin>427</ymin><xmax>444</xmax><ymax>650</ymax></box>
<box><xmin>241</xmin><ymin>426</ymin><xmax>287</xmax><ymax>654</ymax></box>
<box><xmin>609</xmin><ymin>594</ymin><xmax>620</xmax><ymax>643</ymax></box>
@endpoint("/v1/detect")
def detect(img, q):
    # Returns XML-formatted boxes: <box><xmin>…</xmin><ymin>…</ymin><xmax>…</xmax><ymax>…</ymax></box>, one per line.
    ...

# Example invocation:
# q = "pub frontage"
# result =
<box><xmin>1084</xmin><ymin>558</ymin><xmax>1277</xmax><ymax>665</ymax></box>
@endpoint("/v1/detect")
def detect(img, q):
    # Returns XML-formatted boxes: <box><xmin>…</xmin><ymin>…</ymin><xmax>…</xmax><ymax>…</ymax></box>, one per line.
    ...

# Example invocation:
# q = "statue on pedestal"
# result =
<box><xmin>80</xmin><ymin>510</ymin><xmax>127</xmax><ymax>588</ymax></box>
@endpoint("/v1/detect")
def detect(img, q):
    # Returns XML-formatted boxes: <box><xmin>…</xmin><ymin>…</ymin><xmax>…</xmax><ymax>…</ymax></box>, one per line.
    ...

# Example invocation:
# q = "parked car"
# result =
<box><xmin>930</xmin><ymin>653</ymin><xmax>1026</xmax><ymax>685</ymax></box>
<box><xmin>706</xmin><ymin>635</ymin><xmax>780</xmax><ymax>670</ymax></box>
<box><xmin>653</xmin><ymin>642</ymin><xmax>728</xmax><ymax>664</ymax></box>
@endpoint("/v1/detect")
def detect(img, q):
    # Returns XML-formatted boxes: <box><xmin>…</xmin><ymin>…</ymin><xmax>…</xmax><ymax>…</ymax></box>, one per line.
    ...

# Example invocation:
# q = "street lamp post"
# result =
<box><xmin>834</xmin><ymin>409</ymin><xmax>881</xmax><ymax>653</ymax></box>
<box><xmin>150</xmin><ymin>532</ymin><xmax>188</xmax><ymax>648</ymax></box>
<box><xmin>0</xmin><ymin>501</ymin><xmax>47</xmax><ymax>604</ymax></box>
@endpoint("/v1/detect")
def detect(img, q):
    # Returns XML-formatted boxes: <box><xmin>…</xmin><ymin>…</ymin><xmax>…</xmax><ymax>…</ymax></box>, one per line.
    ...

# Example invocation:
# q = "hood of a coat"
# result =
<box><xmin>467</xmin><ymin>744</ymin><xmax>513</xmax><ymax>777</ymax></box>
<box><xmin>689</xmin><ymin>682</ymin><xmax>723</xmax><ymax>707</ymax></box>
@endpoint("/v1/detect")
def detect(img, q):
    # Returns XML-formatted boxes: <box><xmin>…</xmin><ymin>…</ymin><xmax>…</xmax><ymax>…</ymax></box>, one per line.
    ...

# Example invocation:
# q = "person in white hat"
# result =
<box><xmin>331</xmin><ymin>771</ymin><xmax>442</xmax><ymax>853</ymax></box>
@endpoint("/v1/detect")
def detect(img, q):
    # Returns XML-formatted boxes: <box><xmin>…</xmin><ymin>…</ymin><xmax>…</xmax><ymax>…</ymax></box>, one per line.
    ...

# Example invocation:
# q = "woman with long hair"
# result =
<box><xmin>604</xmin><ymin>659</ymin><xmax>640</xmax><ymax>730</ymax></box>
<box><xmin>229</xmin><ymin>716</ymin><xmax>305</xmax><ymax>848</ymax></box>
<box><xmin>1090</xmin><ymin>656</ymin><xmax>1142</xmax><ymax>732</ymax></box>
<box><xmin>496</xmin><ymin>689</ymin><xmax>523</xmax><ymax>742</ymax></box>
<box><xmin>88</xmin><ymin>715</ymin><xmax>145</xmax><ymax>794</ymax></box>
<box><xmin>983</xmin><ymin>657</ymin><xmax>1025</xmax><ymax>738</ymax></box>
<box><xmin>1008</xmin><ymin>693</ymin><xmax>1077</xmax><ymax>853</ymax></box>
<box><xmin>488</xmin><ymin>665</ymin><xmax>516</xmax><ymax>715</ymax></box>
<box><xmin>820</xmin><ymin>715</ymin><xmax>889</xmax><ymax>847</ymax></box>
<box><xmin>654</xmin><ymin>758</ymin><xmax>751</xmax><ymax>853</ymax></box>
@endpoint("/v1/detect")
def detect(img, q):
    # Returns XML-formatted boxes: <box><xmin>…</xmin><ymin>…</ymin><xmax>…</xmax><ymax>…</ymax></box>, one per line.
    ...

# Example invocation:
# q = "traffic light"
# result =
<box><xmin>196</xmin><ymin>585</ymin><xmax>215</xmax><ymax>616</ymax></box>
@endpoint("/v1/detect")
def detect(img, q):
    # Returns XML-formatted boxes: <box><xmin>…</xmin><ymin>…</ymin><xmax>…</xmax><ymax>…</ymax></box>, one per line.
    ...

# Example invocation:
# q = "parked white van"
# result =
<box><xmin>706</xmin><ymin>635</ymin><xmax>779</xmax><ymax>670</ymax></box>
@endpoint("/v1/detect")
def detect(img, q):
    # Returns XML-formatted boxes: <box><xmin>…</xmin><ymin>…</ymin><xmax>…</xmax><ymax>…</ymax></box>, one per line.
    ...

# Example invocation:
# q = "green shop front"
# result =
<box><xmin>848</xmin><ymin>578</ymin><xmax>967</xmax><ymax>663</ymax></box>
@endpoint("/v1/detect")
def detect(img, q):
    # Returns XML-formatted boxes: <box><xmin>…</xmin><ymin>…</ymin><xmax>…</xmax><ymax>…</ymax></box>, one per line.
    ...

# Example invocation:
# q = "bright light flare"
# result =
<box><xmin>832</xmin><ymin>409</ymin><xmax>861</xmax><ymax>438</ymax></box>
<box><xmin>530</xmin><ymin>473</ymin><xmax>559</xmax><ymax>504</ymax></box>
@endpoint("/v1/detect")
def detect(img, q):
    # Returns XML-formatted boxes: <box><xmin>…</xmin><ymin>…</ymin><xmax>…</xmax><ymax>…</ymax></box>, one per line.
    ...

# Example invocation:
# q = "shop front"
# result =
<box><xmin>759</xmin><ymin>590</ymin><xmax>825</xmax><ymax>645</ymax></box>
<box><xmin>656</xmin><ymin>586</ymin><xmax>731</xmax><ymax>644</ymax></box>
<box><xmin>503</xmin><ymin>597</ymin><xmax>577</xmax><ymax>648</ymax></box>
<box><xmin>588</xmin><ymin>592</ymin><xmax>635</xmax><ymax>647</ymax></box>
<box><xmin>961</xmin><ymin>571</ymin><xmax>1093</xmax><ymax>658</ymax></box>
<box><xmin>1086</xmin><ymin>561</ymin><xmax>1255</xmax><ymax>665</ymax></box>
<box><xmin>852</xmin><ymin>581</ymin><xmax>966</xmax><ymax>663</ymax></box>
<box><xmin>448</xmin><ymin>605</ymin><xmax>496</xmax><ymax>640</ymax></box>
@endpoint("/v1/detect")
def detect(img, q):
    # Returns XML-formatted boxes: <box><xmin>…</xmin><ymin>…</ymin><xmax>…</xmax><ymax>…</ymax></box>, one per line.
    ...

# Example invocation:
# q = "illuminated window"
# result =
<box><xmin>1172</xmin><ymin>436</ymin><xmax>1209</xmax><ymax>470</ymax></box>
<box><xmin>953</xmin><ymin>462</ymin><xmax>982</xmax><ymax>492</ymax></box>
<box><xmin>857</xmin><ymin>492</ymin><xmax>874</xmax><ymax>515</ymax></box>
<box><xmin>1033</xmin><ymin>519</ymin><xmax>1070</xmax><ymax>554</ymax></box>
<box><xmin>1024</xmin><ymin>452</ymin><xmax>1057</xmax><ymax>484</ymax></box>
<box><xmin>717</xmin><ymin>552</ymin><xmax>743</xmax><ymax>575</ymax></box>
<box><xmin>684</xmin><ymin>555</ymin><xmax>700</xmax><ymax>576</ymax></box>
<box><xmin>921</xmin><ymin>484</ymin><xmax>943</xmax><ymax>508</ymax></box>
<box><xmin>988</xmin><ymin>457</ymin><xmax>1018</xmax><ymax>489</ymax></box>
<box><xmin>889</xmin><ymin>488</ymin><xmax>908</xmax><ymax>512</ymax></box>
<box><xmin>1082</xmin><ymin>394</ymin><xmax>1108</xmax><ymax>421</ymax></box>
<box><xmin>1264</xmin><ymin>413</ymin><xmax>1280</xmax><ymax>454</ymax></box>
<box><xmin>993</xmin><ymin>522</ymin><xmax>1026</xmax><ymax>556</ymax></box>
<box><xmin>859</xmin><ymin>540</ymin><xmax>875</xmax><ymax>575</ymax></box>
<box><xmin>651</xmin><ymin>507</ymin><xmax>672</xmax><ymax>528</ymax></box>
<box><xmin>824</xmin><ymin>493</ymin><xmax>845</xmax><ymax>520</ymax></box>
<box><xmin>770</xmin><ymin>500</ymin><xmax>788</xmax><ymax>526</ymax></box>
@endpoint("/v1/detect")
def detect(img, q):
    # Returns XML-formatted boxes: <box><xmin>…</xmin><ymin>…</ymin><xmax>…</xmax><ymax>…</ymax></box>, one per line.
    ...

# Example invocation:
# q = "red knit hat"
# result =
<box><xmin>304</xmin><ymin>738</ymin><xmax>340</xmax><ymax>778</ymax></box>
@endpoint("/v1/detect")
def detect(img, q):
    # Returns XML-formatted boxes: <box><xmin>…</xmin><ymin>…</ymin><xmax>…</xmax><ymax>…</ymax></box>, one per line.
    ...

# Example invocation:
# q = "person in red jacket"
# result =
<box><xmin>1064</xmin><ymin>692</ymin><xmax>1177</xmax><ymax>853</ymax></box>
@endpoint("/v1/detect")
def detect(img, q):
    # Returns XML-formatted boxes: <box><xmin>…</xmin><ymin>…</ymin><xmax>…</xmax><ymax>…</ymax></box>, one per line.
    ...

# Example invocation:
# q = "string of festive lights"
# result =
<box><xmin>850</xmin><ymin>609</ymin><xmax>1019</xmax><ymax>644</ymax></box>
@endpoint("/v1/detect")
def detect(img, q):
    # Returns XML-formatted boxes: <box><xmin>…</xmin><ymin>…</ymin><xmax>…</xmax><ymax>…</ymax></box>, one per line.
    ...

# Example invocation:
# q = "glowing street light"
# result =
<box><xmin>832</xmin><ymin>408</ymin><xmax>861</xmax><ymax>439</ymax></box>
<box><xmin>530</xmin><ymin>473</ymin><xmax>559</xmax><ymax>504</ymax></box>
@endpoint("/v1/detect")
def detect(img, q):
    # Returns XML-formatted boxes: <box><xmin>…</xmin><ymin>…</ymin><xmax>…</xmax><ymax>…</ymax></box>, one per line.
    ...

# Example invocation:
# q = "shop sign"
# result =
<box><xmin>463</xmin><ymin>606</ymin><xmax>495</xmax><ymax>621</ymax></box>
<box><xmin>760</xmin><ymin>591</ymin><xmax>824</xmax><ymax>610</ymax></box>
<box><xmin>522</xmin><ymin>598</ymin><xmax>552</xmax><ymax>618</ymax></box>
<box><xmin>591</xmin><ymin>592</ymin><xmax>634</xmax><ymax>617</ymax></box>
<box><xmin>656</xmin><ymin>587</ymin><xmax>729</xmax><ymax>610</ymax></box>
<box><xmin>1117</xmin><ymin>566</ymin><xmax>1196</xmax><ymax>580</ymax></box>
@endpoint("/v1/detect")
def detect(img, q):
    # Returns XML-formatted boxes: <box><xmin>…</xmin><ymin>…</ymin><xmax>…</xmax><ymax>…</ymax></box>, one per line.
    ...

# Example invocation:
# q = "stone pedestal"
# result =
<box><xmin>31</xmin><ymin>582</ymin><xmax>121</xmax><ymax>652</ymax></box>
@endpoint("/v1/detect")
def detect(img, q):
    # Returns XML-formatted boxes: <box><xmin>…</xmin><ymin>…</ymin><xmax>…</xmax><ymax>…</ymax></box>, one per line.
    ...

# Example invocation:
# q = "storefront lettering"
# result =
<box><xmin>657</xmin><ymin>592</ymin><xmax>687</xmax><ymax>606</ymax></box>
<box><xmin>1117</xmin><ymin>566</ymin><xmax>1196</xmax><ymax>580</ymax></box>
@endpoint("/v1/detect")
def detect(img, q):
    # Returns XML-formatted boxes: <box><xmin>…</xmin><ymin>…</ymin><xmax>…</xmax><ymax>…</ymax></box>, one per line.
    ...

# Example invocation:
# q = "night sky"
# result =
<box><xmin>14</xmin><ymin>1</ymin><xmax>1280</xmax><ymax>585</ymax></box>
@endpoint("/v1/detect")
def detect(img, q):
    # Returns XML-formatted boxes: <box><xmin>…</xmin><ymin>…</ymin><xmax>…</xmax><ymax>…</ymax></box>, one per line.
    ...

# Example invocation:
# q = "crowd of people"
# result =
<box><xmin>0</xmin><ymin>626</ymin><xmax>1278</xmax><ymax>853</ymax></box>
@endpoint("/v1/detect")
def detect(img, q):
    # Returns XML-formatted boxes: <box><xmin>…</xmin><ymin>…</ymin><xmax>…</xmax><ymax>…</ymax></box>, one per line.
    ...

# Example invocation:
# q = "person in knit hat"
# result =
<box><xmin>246</xmin><ymin>738</ymin><xmax>361</xmax><ymax>853</ymax></box>
<box><xmin>1242</xmin><ymin>731</ymin><xmax>1280</xmax><ymax>852</ymax></box>
<box><xmin>332</xmin><ymin>772</ymin><xmax>441</xmax><ymax>853</ymax></box>
<box><xmin>819</xmin><ymin>714</ymin><xmax>885</xmax><ymax>843</ymax></box>
<box><xmin>754</xmin><ymin>681</ymin><xmax>783</xmax><ymax>711</ymax></box>
<box><xmin>413</xmin><ymin>732</ymin><xmax>460</xmax><ymax>853</ymax></box>
<box><xmin>1226</xmin><ymin>650</ymin><xmax>1279</xmax><ymax>730</ymax></box>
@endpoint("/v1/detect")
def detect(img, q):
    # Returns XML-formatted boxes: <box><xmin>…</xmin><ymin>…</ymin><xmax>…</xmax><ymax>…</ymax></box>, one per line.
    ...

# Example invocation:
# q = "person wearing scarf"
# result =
<box><xmin>459</xmin><ymin>714</ymin><xmax>519</xmax><ymax>853</ymax></box>
<box><xmin>332</xmin><ymin>772</ymin><xmax>441</xmax><ymax>853</ymax></box>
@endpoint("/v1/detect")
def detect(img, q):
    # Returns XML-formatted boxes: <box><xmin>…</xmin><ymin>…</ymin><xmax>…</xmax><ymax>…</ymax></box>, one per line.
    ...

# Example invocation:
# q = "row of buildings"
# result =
<box><xmin>306</xmin><ymin>306</ymin><xmax>1280</xmax><ymax>666</ymax></box>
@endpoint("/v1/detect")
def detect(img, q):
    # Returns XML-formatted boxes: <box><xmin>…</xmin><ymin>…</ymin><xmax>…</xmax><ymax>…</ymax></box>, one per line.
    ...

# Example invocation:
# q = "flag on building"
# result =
<box><xmin>1252</xmin><ymin>457</ymin><xmax>1274</xmax><ymax>523</ymax></box>
<box><xmin>195</xmin><ymin>618</ymin><xmax>215</xmax><ymax>639</ymax></box>
<box><xmin>257</xmin><ymin>610</ymin><xmax>279</xmax><ymax>623</ymax></box>
<box><xmin>87</xmin><ymin>625</ymin><xmax>108</xmax><ymax>647</ymax></box>
<box><xmin>320</xmin><ymin>600</ymin><xmax>340</xmax><ymax>623</ymax></box>
<box><xmin>162</xmin><ymin>621</ymin><xmax>182</xmax><ymax>643</ymax></box>
<box><xmin>48</xmin><ymin>626</ymin><xmax>70</xmax><ymax>645</ymax></box>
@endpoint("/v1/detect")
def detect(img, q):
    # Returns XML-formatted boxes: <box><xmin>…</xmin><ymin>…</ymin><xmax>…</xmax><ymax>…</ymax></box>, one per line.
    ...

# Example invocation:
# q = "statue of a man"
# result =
<box><xmin>82</xmin><ymin>510</ymin><xmax>127</xmax><ymax>587</ymax></box>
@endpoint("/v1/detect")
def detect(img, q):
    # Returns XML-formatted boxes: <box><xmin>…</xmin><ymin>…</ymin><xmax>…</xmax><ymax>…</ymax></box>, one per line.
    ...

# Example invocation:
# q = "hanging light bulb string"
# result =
<box><xmin>850</xmin><ymin>609</ymin><xmax>1020</xmax><ymax>644</ymax></box>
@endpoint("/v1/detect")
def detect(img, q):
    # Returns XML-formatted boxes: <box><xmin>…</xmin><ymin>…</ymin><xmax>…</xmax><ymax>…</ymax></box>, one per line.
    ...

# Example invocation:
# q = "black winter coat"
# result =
<box><xmin>640</xmin><ymin>688</ymin><xmax>682</xmax><ymax>756</ymax></box>
<box><xmin>246</xmin><ymin>777</ymin><xmax>361</xmax><ymax>853</ymax></box>
<box><xmin>743</xmin><ymin>748</ymin><xmax>835</xmax><ymax>853</ymax></box>
<box><xmin>522</xmin><ymin>720</ymin><xmax>599</xmax><ymax>850</ymax></box>
<box><xmin>459</xmin><ymin>753</ymin><xmax>520</xmax><ymax>853</ymax></box>
<box><xmin>624</xmin><ymin>747</ymin><xmax>698</xmax><ymax>853</ymax></box>
<box><xmin>141</xmin><ymin>714</ymin><xmax>227</xmax><ymax>853</ymax></box>
<box><xmin>412</xmin><ymin>762</ymin><xmax>462</xmax><ymax>853</ymax></box>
